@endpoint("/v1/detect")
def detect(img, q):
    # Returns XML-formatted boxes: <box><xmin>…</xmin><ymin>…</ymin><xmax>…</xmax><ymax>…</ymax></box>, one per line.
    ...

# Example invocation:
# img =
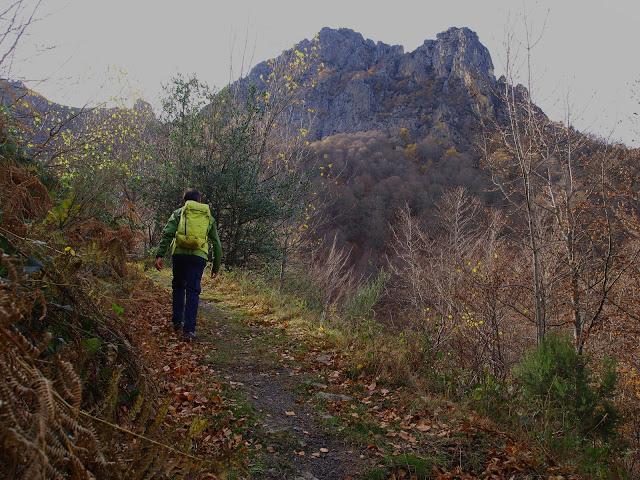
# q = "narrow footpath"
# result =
<box><xmin>146</xmin><ymin>270</ymin><xmax>374</xmax><ymax>480</ymax></box>
<box><xmin>196</xmin><ymin>299</ymin><xmax>371</xmax><ymax>480</ymax></box>
<box><xmin>140</xmin><ymin>269</ymin><xmax>575</xmax><ymax>480</ymax></box>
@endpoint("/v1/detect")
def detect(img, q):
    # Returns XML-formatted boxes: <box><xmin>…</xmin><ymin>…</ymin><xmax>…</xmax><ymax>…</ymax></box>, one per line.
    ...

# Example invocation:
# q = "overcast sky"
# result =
<box><xmin>11</xmin><ymin>0</ymin><xmax>640</xmax><ymax>145</ymax></box>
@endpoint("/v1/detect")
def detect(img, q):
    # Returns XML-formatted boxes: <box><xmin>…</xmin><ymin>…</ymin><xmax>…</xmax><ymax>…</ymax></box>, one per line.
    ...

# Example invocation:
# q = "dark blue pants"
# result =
<box><xmin>171</xmin><ymin>254</ymin><xmax>206</xmax><ymax>334</ymax></box>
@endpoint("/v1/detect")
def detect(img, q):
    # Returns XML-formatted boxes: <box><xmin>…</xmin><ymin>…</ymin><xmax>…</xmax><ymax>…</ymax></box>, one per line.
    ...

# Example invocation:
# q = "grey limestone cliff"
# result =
<box><xmin>242</xmin><ymin>26</ymin><xmax>501</xmax><ymax>147</ymax></box>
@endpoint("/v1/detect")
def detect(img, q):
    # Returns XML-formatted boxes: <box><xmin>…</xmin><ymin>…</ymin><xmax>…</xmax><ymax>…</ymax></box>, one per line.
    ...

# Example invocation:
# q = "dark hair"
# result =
<box><xmin>183</xmin><ymin>188</ymin><xmax>201</xmax><ymax>203</ymax></box>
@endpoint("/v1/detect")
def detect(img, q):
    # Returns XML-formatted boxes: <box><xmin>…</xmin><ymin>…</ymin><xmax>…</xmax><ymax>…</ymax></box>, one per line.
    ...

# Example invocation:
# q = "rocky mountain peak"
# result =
<box><xmin>240</xmin><ymin>26</ymin><xmax>503</xmax><ymax>143</ymax></box>
<box><xmin>398</xmin><ymin>27</ymin><xmax>494</xmax><ymax>87</ymax></box>
<box><xmin>432</xmin><ymin>27</ymin><xmax>494</xmax><ymax>82</ymax></box>
<box><xmin>315</xmin><ymin>27</ymin><xmax>404</xmax><ymax>71</ymax></box>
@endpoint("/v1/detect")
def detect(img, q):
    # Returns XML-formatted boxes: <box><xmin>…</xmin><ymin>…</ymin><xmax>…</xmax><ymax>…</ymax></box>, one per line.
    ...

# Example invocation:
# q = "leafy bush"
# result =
<box><xmin>471</xmin><ymin>373</ymin><xmax>508</xmax><ymax>415</ymax></box>
<box><xmin>513</xmin><ymin>335</ymin><xmax>621</xmax><ymax>475</ymax></box>
<box><xmin>515</xmin><ymin>334</ymin><xmax>618</xmax><ymax>442</ymax></box>
<box><xmin>468</xmin><ymin>336</ymin><xmax>622</xmax><ymax>476</ymax></box>
<box><xmin>147</xmin><ymin>72</ymin><xmax>314</xmax><ymax>268</ymax></box>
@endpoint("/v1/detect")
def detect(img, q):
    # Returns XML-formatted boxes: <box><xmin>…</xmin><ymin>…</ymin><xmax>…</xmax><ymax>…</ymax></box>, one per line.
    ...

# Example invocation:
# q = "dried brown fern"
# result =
<box><xmin>0</xmin><ymin>248</ymin><xmax>216</xmax><ymax>479</ymax></box>
<box><xmin>0</xmin><ymin>255</ymin><xmax>106</xmax><ymax>479</ymax></box>
<box><xmin>0</xmin><ymin>253</ymin><xmax>212</xmax><ymax>479</ymax></box>
<box><xmin>66</xmin><ymin>219</ymin><xmax>138</xmax><ymax>277</ymax></box>
<box><xmin>0</xmin><ymin>162</ymin><xmax>51</xmax><ymax>237</ymax></box>
<box><xmin>0</xmin><ymin>162</ymin><xmax>218</xmax><ymax>478</ymax></box>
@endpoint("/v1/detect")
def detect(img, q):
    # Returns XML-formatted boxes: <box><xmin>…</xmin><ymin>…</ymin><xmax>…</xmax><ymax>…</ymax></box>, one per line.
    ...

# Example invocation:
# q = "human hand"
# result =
<box><xmin>155</xmin><ymin>257</ymin><xmax>164</xmax><ymax>271</ymax></box>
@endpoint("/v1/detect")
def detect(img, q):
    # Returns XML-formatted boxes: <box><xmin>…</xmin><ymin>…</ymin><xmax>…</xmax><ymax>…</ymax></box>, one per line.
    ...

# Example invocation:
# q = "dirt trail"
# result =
<box><xmin>198</xmin><ymin>299</ymin><xmax>369</xmax><ymax>480</ymax></box>
<box><xmin>146</xmin><ymin>272</ymin><xmax>566</xmax><ymax>480</ymax></box>
<box><xmin>149</xmin><ymin>271</ymin><xmax>577</xmax><ymax>480</ymax></box>
<box><xmin>148</xmin><ymin>271</ymin><xmax>373</xmax><ymax>479</ymax></box>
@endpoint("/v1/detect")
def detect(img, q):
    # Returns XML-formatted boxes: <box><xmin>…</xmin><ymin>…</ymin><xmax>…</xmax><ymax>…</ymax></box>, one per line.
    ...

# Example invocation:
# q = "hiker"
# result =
<box><xmin>155</xmin><ymin>188</ymin><xmax>222</xmax><ymax>342</ymax></box>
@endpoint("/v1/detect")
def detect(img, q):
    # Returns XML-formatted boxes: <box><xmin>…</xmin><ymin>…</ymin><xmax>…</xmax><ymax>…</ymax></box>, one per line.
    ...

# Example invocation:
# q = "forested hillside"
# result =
<box><xmin>2</xmin><ymin>3</ymin><xmax>640</xmax><ymax>479</ymax></box>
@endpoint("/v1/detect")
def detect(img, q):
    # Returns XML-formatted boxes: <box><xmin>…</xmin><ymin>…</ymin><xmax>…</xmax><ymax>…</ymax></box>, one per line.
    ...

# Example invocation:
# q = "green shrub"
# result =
<box><xmin>147</xmin><ymin>75</ymin><xmax>313</xmax><ymax>268</ymax></box>
<box><xmin>344</xmin><ymin>269</ymin><xmax>388</xmax><ymax>321</ymax></box>
<box><xmin>515</xmin><ymin>334</ymin><xmax>618</xmax><ymax>442</ymax></box>
<box><xmin>469</xmin><ymin>336</ymin><xmax>622</xmax><ymax>476</ymax></box>
<box><xmin>512</xmin><ymin>334</ymin><xmax>621</xmax><ymax>475</ymax></box>
<box><xmin>471</xmin><ymin>373</ymin><xmax>508</xmax><ymax>417</ymax></box>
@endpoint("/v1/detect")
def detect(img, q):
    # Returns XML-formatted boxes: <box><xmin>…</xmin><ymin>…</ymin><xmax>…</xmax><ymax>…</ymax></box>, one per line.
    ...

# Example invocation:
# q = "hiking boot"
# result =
<box><xmin>182</xmin><ymin>332</ymin><xmax>196</xmax><ymax>343</ymax></box>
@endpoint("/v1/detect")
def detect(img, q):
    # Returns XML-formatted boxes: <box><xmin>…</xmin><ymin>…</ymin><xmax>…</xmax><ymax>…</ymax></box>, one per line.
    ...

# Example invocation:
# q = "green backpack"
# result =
<box><xmin>174</xmin><ymin>200</ymin><xmax>212</xmax><ymax>252</ymax></box>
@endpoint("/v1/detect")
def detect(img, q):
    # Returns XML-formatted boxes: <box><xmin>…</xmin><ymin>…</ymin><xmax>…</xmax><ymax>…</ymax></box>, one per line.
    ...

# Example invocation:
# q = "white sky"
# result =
<box><xmin>11</xmin><ymin>0</ymin><xmax>640</xmax><ymax>146</ymax></box>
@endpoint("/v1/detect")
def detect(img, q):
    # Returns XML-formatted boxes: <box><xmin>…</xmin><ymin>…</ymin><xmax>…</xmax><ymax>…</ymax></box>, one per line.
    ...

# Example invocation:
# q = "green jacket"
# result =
<box><xmin>156</xmin><ymin>205</ymin><xmax>223</xmax><ymax>273</ymax></box>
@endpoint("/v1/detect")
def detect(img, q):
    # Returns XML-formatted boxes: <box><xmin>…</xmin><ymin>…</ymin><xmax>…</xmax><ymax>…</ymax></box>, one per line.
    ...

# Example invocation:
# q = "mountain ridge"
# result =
<box><xmin>241</xmin><ymin>26</ymin><xmax>502</xmax><ymax>146</ymax></box>
<box><xmin>5</xmin><ymin>26</ymin><xmax>508</xmax><ymax>154</ymax></box>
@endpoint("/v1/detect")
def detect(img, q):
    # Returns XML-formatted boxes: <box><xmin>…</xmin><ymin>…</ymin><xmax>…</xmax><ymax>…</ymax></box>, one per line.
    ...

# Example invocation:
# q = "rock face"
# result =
<box><xmin>242</xmin><ymin>27</ymin><xmax>501</xmax><ymax>147</ymax></box>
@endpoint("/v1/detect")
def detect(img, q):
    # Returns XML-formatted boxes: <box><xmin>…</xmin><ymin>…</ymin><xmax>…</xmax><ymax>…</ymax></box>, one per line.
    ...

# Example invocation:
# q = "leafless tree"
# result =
<box><xmin>0</xmin><ymin>0</ymin><xmax>42</xmax><ymax>77</ymax></box>
<box><xmin>481</xmin><ymin>14</ymin><xmax>640</xmax><ymax>352</ymax></box>
<box><xmin>386</xmin><ymin>189</ymin><xmax>517</xmax><ymax>377</ymax></box>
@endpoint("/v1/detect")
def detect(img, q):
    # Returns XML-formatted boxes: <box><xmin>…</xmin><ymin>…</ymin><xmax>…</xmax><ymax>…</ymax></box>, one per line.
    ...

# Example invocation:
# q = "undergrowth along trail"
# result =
<box><xmin>145</xmin><ymin>268</ymin><xmax>579</xmax><ymax>480</ymax></box>
<box><xmin>147</xmin><ymin>268</ymin><xmax>375</xmax><ymax>480</ymax></box>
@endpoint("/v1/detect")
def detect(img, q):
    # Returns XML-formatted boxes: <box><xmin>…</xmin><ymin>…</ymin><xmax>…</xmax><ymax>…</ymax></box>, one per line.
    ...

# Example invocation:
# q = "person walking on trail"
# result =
<box><xmin>154</xmin><ymin>188</ymin><xmax>222</xmax><ymax>342</ymax></box>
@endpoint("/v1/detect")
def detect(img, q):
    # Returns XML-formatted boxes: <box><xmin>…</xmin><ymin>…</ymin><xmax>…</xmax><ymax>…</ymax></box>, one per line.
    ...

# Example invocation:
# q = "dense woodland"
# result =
<box><xmin>2</xmin><ymin>2</ymin><xmax>640</xmax><ymax>479</ymax></box>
